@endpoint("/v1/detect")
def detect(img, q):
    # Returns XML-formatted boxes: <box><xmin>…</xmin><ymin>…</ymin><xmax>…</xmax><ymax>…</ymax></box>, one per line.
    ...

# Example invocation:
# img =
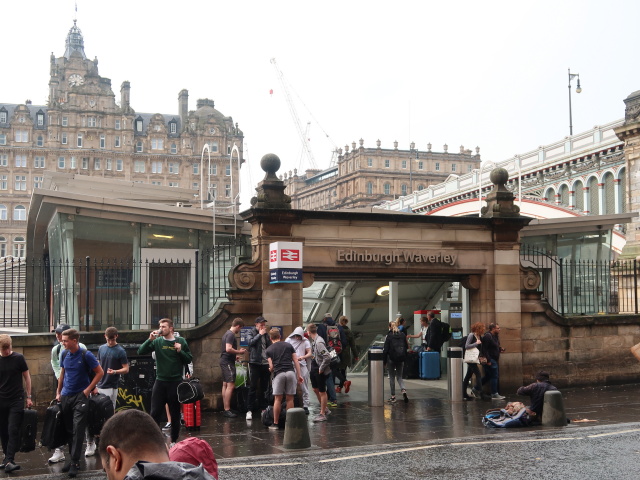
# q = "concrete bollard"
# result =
<box><xmin>542</xmin><ymin>390</ymin><xmax>567</xmax><ymax>427</ymax></box>
<box><xmin>283</xmin><ymin>407</ymin><xmax>311</xmax><ymax>449</ymax></box>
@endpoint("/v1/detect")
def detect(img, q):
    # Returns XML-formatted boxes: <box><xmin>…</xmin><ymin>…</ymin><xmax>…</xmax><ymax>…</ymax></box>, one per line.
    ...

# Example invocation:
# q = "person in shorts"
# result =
<box><xmin>219</xmin><ymin>318</ymin><xmax>246</xmax><ymax>418</ymax></box>
<box><xmin>306</xmin><ymin>324</ymin><xmax>332</xmax><ymax>422</ymax></box>
<box><xmin>265</xmin><ymin>328</ymin><xmax>303</xmax><ymax>430</ymax></box>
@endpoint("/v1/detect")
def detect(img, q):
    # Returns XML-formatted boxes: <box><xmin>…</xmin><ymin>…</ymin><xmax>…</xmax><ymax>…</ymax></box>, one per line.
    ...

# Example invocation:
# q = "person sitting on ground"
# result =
<box><xmin>516</xmin><ymin>370</ymin><xmax>558</xmax><ymax>421</ymax></box>
<box><xmin>169</xmin><ymin>437</ymin><xmax>218</xmax><ymax>479</ymax></box>
<box><xmin>99</xmin><ymin>409</ymin><xmax>215</xmax><ymax>480</ymax></box>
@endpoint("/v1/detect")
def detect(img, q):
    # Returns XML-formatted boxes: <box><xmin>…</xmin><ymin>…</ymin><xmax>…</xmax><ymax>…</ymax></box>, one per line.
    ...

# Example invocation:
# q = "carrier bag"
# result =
<box><xmin>88</xmin><ymin>393</ymin><xmax>115</xmax><ymax>437</ymax></box>
<box><xmin>18</xmin><ymin>408</ymin><xmax>38</xmax><ymax>452</ymax></box>
<box><xmin>177</xmin><ymin>377</ymin><xmax>205</xmax><ymax>404</ymax></box>
<box><xmin>41</xmin><ymin>400</ymin><xmax>66</xmax><ymax>449</ymax></box>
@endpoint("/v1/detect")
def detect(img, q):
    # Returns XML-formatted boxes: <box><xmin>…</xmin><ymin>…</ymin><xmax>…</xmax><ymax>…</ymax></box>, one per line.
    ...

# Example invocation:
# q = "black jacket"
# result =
<box><xmin>517</xmin><ymin>380</ymin><xmax>558</xmax><ymax>417</ymax></box>
<box><xmin>425</xmin><ymin>318</ymin><xmax>443</xmax><ymax>351</ymax></box>
<box><xmin>247</xmin><ymin>327</ymin><xmax>272</xmax><ymax>365</ymax></box>
<box><xmin>482</xmin><ymin>331</ymin><xmax>501</xmax><ymax>364</ymax></box>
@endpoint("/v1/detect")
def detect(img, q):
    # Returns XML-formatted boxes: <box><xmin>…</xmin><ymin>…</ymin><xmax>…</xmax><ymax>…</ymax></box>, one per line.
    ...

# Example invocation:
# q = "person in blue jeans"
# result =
<box><xmin>317</xmin><ymin>314</ymin><xmax>346</xmax><ymax>406</ymax></box>
<box><xmin>481</xmin><ymin>323</ymin><xmax>505</xmax><ymax>400</ymax></box>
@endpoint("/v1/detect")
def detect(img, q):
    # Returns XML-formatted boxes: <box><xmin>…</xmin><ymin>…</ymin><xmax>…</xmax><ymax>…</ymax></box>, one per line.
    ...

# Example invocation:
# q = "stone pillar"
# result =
<box><xmin>615</xmin><ymin>89</ymin><xmax>640</xmax><ymax>259</ymax></box>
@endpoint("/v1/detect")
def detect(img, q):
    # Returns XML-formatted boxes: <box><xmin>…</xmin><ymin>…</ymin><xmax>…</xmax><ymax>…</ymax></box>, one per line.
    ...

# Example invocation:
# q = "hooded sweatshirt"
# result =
<box><xmin>124</xmin><ymin>461</ymin><xmax>216</xmax><ymax>480</ymax></box>
<box><xmin>286</xmin><ymin>327</ymin><xmax>311</xmax><ymax>367</ymax></box>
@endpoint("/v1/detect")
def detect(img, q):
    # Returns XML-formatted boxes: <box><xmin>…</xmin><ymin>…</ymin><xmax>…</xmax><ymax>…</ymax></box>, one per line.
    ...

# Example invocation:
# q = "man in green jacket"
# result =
<box><xmin>137</xmin><ymin>318</ymin><xmax>192</xmax><ymax>446</ymax></box>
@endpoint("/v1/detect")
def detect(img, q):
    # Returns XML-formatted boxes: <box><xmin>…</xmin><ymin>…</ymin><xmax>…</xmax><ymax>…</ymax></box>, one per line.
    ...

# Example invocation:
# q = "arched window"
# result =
<box><xmin>384</xmin><ymin>183</ymin><xmax>391</xmax><ymax>195</ymax></box>
<box><xmin>574</xmin><ymin>180</ymin><xmax>584</xmax><ymax>211</ymax></box>
<box><xmin>544</xmin><ymin>187</ymin><xmax>555</xmax><ymax>203</ymax></box>
<box><xmin>0</xmin><ymin>205</ymin><xmax>6</xmax><ymax>221</ymax></box>
<box><xmin>559</xmin><ymin>185</ymin><xmax>569</xmax><ymax>207</ymax></box>
<box><xmin>417</xmin><ymin>184</ymin><xmax>424</xmax><ymax>191</ymax></box>
<box><xmin>366</xmin><ymin>182</ymin><xmax>373</xmax><ymax>195</ymax></box>
<box><xmin>13</xmin><ymin>205</ymin><xmax>26</xmax><ymax>221</ymax></box>
<box><xmin>619</xmin><ymin>168</ymin><xmax>627</xmax><ymax>213</ymax></box>
<box><xmin>12</xmin><ymin>236</ymin><xmax>25</xmax><ymax>257</ymax></box>
<box><xmin>588</xmin><ymin>177</ymin><xmax>599</xmax><ymax>215</ymax></box>
<box><xmin>603</xmin><ymin>172</ymin><xmax>615</xmax><ymax>214</ymax></box>
<box><xmin>0</xmin><ymin>236</ymin><xmax>6</xmax><ymax>257</ymax></box>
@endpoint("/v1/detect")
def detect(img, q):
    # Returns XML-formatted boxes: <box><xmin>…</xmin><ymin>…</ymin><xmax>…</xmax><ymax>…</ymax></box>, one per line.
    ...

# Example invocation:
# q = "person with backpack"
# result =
<box><xmin>306</xmin><ymin>324</ymin><xmax>332</xmax><ymax>422</ymax></box>
<box><xmin>317</xmin><ymin>314</ymin><xmax>346</xmax><ymax>407</ymax></box>
<box><xmin>382</xmin><ymin>321</ymin><xmax>409</xmax><ymax>403</ymax></box>
<box><xmin>56</xmin><ymin>328</ymin><xmax>104</xmax><ymax>477</ymax></box>
<box><xmin>0</xmin><ymin>334</ymin><xmax>33</xmax><ymax>473</ymax></box>
<box><xmin>336</xmin><ymin>316</ymin><xmax>358</xmax><ymax>394</ymax></box>
<box><xmin>48</xmin><ymin>323</ymin><xmax>86</xmax><ymax>465</ymax></box>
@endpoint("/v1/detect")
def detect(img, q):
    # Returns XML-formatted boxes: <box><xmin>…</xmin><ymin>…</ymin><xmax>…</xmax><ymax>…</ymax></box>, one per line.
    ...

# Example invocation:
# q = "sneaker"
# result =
<box><xmin>223</xmin><ymin>410</ymin><xmax>237</xmax><ymax>418</ymax></box>
<box><xmin>49</xmin><ymin>448</ymin><xmax>65</xmax><ymax>464</ymax></box>
<box><xmin>68</xmin><ymin>462</ymin><xmax>79</xmax><ymax>478</ymax></box>
<box><xmin>327</xmin><ymin>401</ymin><xmax>338</xmax><ymax>407</ymax></box>
<box><xmin>491</xmin><ymin>393</ymin><xmax>506</xmax><ymax>400</ymax></box>
<box><xmin>402</xmin><ymin>390</ymin><xmax>409</xmax><ymax>403</ymax></box>
<box><xmin>335</xmin><ymin>386</ymin><xmax>342</xmax><ymax>393</ymax></box>
<box><xmin>85</xmin><ymin>441</ymin><xmax>96</xmax><ymax>457</ymax></box>
<box><xmin>4</xmin><ymin>463</ymin><xmax>20</xmax><ymax>473</ymax></box>
<box><xmin>344</xmin><ymin>380</ymin><xmax>352</xmax><ymax>393</ymax></box>
<box><xmin>324</xmin><ymin>408</ymin><xmax>331</xmax><ymax>416</ymax></box>
<box><xmin>246</xmin><ymin>411</ymin><xmax>252</xmax><ymax>420</ymax></box>
<box><xmin>303</xmin><ymin>407</ymin><xmax>309</xmax><ymax>415</ymax></box>
<box><xmin>471</xmin><ymin>388</ymin><xmax>481</xmax><ymax>398</ymax></box>
<box><xmin>387</xmin><ymin>396</ymin><xmax>397</xmax><ymax>404</ymax></box>
<box><xmin>163</xmin><ymin>422</ymin><xmax>172</xmax><ymax>429</ymax></box>
<box><xmin>268</xmin><ymin>424</ymin><xmax>279</xmax><ymax>430</ymax></box>
<box><xmin>313</xmin><ymin>414</ymin><xmax>327</xmax><ymax>422</ymax></box>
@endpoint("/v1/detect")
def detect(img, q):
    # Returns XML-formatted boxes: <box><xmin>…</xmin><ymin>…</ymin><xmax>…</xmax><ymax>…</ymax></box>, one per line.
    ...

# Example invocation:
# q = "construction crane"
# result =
<box><xmin>270</xmin><ymin>58</ymin><xmax>317</xmax><ymax>170</ymax></box>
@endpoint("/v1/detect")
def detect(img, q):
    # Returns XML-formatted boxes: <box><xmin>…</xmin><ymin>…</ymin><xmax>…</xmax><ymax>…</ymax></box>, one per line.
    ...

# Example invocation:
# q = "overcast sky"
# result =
<box><xmin>5</xmin><ymin>1</ymin><xmax>639</xmax><ymax>206</ymax></box>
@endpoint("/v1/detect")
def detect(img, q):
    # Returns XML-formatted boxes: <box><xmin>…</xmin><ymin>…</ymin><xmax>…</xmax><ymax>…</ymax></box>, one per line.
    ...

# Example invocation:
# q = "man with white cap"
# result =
<box><xmin>286</xmin><ymin>326</ymin><xmax>312</xmax><ymax>414</ymax></box>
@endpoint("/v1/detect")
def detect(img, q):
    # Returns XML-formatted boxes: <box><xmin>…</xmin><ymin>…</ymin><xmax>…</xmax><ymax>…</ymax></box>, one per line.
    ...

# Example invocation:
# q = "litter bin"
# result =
<box><xmin>447</xmin><ymin>347</ymin><xmax>463</xmax><ymax>402</ymax></box>
<box><xmin>368</xmin><ymin>348</ymin><xmax>384</xmax><ymax>407</ymax></box>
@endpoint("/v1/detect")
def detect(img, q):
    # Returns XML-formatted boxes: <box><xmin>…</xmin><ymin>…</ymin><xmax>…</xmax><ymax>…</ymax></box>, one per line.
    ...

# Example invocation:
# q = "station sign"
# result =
<box><xmin>269</xmin><ymin>241</ymin><xmax>303</xmax><ymax>284</ymax></box>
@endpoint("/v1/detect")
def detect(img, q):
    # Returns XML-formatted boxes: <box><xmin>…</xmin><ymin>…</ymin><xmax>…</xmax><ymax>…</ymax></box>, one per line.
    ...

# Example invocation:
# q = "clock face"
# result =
<box><xmin>68</xmin><ymin>74</ymin><xmax>84</xmax><ymax>87</ymax></box>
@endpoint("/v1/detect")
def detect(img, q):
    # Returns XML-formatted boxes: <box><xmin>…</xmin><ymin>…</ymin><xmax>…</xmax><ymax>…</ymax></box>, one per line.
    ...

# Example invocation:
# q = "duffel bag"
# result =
<box><xmin>177</xmin><ymin>377</ymin><xmax>204</xmax><ymax>404</ymax></box>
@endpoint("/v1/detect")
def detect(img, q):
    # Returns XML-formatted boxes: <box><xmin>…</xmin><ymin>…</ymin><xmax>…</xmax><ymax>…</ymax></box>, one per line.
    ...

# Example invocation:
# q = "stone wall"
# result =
<box><xmin>521</xmin><ymin>293</ymin><xmax>640</xmax><ymax>387</ymax></box>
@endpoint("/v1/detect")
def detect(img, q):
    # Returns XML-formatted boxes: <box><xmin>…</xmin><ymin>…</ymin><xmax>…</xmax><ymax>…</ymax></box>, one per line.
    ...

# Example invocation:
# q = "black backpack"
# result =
<box><xmin>389</xmin><ymin>334</ymin><xmax>407</xmax><ymax>362</ymax></box>
<box><xmin>61</xmin><ymin>348</ymin><xmax>96</xmax><ymax>381</ymax></box>
<box><xmin>440</xmin><ymin>321</ymin><xmax>452</xmax><ymax>343</ymax></box>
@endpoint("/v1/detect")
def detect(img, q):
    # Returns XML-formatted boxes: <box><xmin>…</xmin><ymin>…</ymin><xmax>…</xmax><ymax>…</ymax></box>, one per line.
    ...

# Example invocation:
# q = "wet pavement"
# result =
<box><xmin>6</xmin><ymin>374</ymin><xmax>640</xmax><ymax>478</ymax></box>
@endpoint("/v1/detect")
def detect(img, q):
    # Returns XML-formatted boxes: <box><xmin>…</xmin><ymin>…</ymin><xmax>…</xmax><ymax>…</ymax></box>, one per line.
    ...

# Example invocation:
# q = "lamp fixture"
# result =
<box><xmin>376</xmin><ymin>285</ymin><xmax>390</xmax><ymax>296</ymax></box>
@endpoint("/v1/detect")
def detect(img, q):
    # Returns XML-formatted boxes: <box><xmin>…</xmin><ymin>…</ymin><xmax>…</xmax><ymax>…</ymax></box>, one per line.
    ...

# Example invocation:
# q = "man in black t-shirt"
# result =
<box><xmin>0</xmin><ymin>334</ymin><xmax>33</xmax><ymax>473</ymax></box>
<box><xmin>220</xmin><ymin>318</ymin><xmax>246</xmax><ymax>418</ymax></box>
<box><xmin>265</xmin><ymin>328</ymin><xmax>303</xmax><ymax>430</ymax></box>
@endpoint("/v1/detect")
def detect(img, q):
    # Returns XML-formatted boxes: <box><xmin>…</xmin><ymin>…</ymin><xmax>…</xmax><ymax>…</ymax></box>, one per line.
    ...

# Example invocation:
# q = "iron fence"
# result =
<box><xmin>520</xmin><ymin>245</ymin><xmax>639</xmax><ymax>316</ymax></box>
<box><xmin>1</xmin><ymin>237</ymin><xmax>249</xmax><ymax>331</ymax></box>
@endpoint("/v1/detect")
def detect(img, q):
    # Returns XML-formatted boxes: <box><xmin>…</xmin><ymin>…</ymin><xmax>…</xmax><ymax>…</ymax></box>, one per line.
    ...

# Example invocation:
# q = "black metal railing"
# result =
<box><xmin>520</xmin><ymin>245</ymin><xmax>639</xmax><ymax>316</ymax></box>
<box><xmin>2</xmin><ymin>237</ymin><xmax>249</xmax><ymax>331</ymax></box>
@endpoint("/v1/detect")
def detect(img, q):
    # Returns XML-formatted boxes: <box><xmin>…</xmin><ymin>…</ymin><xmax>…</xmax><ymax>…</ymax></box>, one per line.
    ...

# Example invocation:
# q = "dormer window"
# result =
<box><xmin>136</xmin><ymin>117</ymin><xmax>143</xmax><ymax>132</ymax></box>
<box><xmin>0</xmin><ymin>109</ymin><xmax>6</xmax><ymax>123</ymax></box>
<box><xmin>170</xmin><ymin>121</ymin><xmax>177</xmax><ymax>134</ymax></box>
<box><xmin>37</xmin><ymin>113</ymin><xmax>44</xmax><ymax>126</ymax></box>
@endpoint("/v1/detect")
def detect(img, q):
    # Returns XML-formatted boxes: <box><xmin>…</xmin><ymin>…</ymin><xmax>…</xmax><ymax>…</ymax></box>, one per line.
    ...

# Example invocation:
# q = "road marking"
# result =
<box><xmin>218</xmin><ymin>462</ymin><xmax>303</xmax><ymax>469</ymax></box>
<box><xmin>588</xmin><ymin>428</ymin><xmax>640</xmax><ymax>438</ymax></box>
<box><xmin>320</xmin><ymin>437</ymin><xmax>577</xmax><ymax>463</ymax></box>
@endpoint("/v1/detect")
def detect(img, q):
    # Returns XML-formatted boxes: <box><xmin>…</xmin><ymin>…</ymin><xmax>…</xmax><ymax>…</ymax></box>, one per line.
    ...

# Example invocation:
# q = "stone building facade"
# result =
<box><xmin>0</xmin><ymin>21</ymin><xmax>243</xmax><ymax>257</ymax></box>
<box><xmin>283</xmin><ymin>139</ymin><xmax>481</xmax><ymax>210</ymax></box>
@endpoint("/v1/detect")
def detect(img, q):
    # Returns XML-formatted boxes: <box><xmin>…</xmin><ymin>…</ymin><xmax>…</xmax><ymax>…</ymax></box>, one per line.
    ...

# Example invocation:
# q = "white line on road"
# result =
<box><xmin>218</xmin><ymin>462</ymin><xmax>303</xmax><ymax>469</ymax></box>
<box><xmin>587</xmin><ymin>428</ymin><xmax>640</xmax><ymax>438</ymax></box>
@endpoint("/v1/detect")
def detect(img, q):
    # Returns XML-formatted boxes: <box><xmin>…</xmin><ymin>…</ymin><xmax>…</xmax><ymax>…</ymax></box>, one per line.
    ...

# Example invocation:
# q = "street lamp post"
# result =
<box><xmin>568</xmin><ymin>69</ymin><xmax>582</xmax><ymax>136</ymax></box>
<box><xmin>409</xmin><ymin>142</ymin><xmax>415</xmax><ymax>194</ymax></box>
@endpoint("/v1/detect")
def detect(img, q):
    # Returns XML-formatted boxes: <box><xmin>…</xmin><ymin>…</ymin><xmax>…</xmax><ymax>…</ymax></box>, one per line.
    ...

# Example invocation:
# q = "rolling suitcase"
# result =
<box><xmin>41</xmin><ymin>400</ymin><xmax>66</xmax><ymax>449</ymax></box>
<box><xmin>88</xmin><ymin>393</ymin><xmax>115</xmax><ymax>437</ymax></box>
<box><xmin>419</xmin><ymin>351</ymin><xmax>440</xmax><ymax>379</ymax></box>
<box><xmin>182</xmin><ymin>400</ymin><xmax>201</xmax><ymax>431</ymax></box>
<box><xmin>403</xmin><ymin>351</ymin><xmax>420</xmax><ymax>379</ymax></box>
<box><xmin>18</xmin><ymin>408</ymin><xmax>38</xmax><ymax>452</ymax></box>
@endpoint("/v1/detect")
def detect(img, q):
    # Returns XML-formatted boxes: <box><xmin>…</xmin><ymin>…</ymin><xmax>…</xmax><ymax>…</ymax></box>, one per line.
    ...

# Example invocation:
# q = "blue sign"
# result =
<box><xmin>240</xmin><ymin>326</ymin><xmax>253</xmax><ymax>347</ymax></box>
<box><xmin>269</xmin><ymin>268</ymin><xmax>303</xmax><ymax>284</ymax></box>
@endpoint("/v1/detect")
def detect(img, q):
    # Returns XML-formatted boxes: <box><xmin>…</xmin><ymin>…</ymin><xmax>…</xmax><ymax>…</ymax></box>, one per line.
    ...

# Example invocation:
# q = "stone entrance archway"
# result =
<box><xmin>227</xmin><ymin>156</ymin><xmax>530</xmax><ymax>390</ymax></box>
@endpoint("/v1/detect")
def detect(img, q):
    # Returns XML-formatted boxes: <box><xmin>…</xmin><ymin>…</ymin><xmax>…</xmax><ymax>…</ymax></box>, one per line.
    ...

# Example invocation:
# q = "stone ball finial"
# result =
<box><xmin>352</xmin><ymin>141</ymin><xmax>356</xmax><ymax>150</ymax></box>
<box><xmin>490</xmin><ymin>167</ymin><xmax>509</xmax><ymax>186</ymax></box>
<box><xmin>260</xmin><ymin>153</ymin><xmax>281</xmax><ymax>175</ymax></box>
<box><xmin>410</xmin><ymin>141</ymin><xmax>415</xmax><ymax>150</ymax></box>
<box><xmin>427</xmin><ymin>142</ymin><xmax>432</xmax><ymax>151</ymax></box>
<box><xmin>359</xmin><ymin>138</ymin><xmax>364</xmax><ymax>146</ymax></box>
